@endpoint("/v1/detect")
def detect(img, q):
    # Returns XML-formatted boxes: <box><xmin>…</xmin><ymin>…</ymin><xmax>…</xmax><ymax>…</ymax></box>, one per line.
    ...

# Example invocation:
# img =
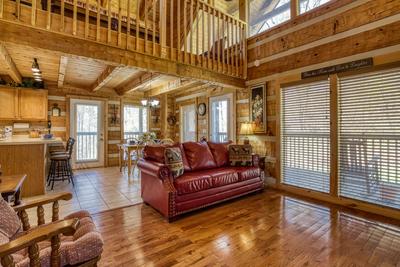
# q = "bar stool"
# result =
<box><xmin>50</xmin><ymin>137</ymin><xmax>73</xmax><ymax>155</ymax></box>
<box><xmin>47</xmin><ymin>138</ymin><xmax>75</xmax><ymax>190</ymax></box>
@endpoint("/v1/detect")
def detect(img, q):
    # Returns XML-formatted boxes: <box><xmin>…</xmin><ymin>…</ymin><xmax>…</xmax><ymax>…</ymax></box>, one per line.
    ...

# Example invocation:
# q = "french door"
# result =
<box><xmin>209</xmin><ymin>94</ymin><xmax>235</xmax><ymax>142</ymax></box>
<box><xmin>180</xmin><ymin>104</ymin><xmax>197</xmax><ymax>142</ymax></box>
<box><xmin>70</xmin><ymin>99</ymin><xmax>105</xmax><ymax>168</ymax></box>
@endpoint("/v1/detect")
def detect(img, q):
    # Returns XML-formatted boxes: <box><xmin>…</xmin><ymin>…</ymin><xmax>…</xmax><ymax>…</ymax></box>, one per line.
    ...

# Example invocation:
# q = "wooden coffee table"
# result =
<box><xmin>0</xmin><ymin>174</ymin><xmax>27</xmax><ymax>206</ymax></box>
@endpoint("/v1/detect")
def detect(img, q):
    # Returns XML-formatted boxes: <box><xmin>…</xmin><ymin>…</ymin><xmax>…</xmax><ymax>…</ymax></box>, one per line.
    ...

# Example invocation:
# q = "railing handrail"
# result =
<box><xmin>198</xmin><ymin>0</ymin><xmax>247</xmax><ymax>26</ymax></box>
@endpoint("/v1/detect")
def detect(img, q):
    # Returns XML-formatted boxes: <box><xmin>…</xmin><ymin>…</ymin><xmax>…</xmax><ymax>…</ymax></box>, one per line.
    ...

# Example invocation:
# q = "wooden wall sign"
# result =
<box><xmin>301</xmin><ymin>58</ymin><xmax>373</xmax><ymax>79</ymax></box>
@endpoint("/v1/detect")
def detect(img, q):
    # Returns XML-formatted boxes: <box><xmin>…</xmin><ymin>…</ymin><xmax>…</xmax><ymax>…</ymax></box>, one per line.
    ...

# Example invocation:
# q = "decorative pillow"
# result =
<box><xmin>0</xmin><ymin>198</ymin><xmax>21</xmax><ymax>239</ymax></box>
<box><xmin>207</xmin><ymin>141</ymin><xmax>233</xmax><ymax>167</ymax></box>
<box><xmin>164</xmin><ymin>147</ymin><xmax>184</xmax><ymax>178</ymax></box>
<box><xmin>182</xmin><ymin>142</ymin><xmax>217</xmax><ymax>171</ymax></box>
<box><xmin>143</xmin><ymin>143</ymin><xmax>191</xmax><ymax>171</ymax></box>
<box><xmin>229</xmin><ymin>144</ymin><xmax>253</xmax><ymax>167</ymax></box>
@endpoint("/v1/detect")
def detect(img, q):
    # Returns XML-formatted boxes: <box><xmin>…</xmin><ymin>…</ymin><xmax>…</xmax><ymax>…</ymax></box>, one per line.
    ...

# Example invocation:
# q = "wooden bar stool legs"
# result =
<box><xmin>47</xmin><ymin>157</ymin><xmax>74</xmax><ymax>190</ymax></box>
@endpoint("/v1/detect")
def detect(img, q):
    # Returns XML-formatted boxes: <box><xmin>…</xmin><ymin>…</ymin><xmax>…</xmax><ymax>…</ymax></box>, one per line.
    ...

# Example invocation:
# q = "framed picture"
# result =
<box><xmin>250</xmin><ymin>84</ymin><xmax>266</xmax><ymax>133</ymax></box>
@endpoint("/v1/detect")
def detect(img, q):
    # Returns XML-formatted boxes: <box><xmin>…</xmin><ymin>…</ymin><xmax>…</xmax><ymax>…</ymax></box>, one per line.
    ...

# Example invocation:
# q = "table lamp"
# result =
<box><xmin>240</xmin><ymin>122</ymin><xmax>254</xmax><ymax>145</ymax></box>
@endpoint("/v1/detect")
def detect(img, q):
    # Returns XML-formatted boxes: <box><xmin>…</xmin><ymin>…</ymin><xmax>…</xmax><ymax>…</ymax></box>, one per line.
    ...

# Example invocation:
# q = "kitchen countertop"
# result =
<box><xmin>0</xmin><ymin>135</ymin><xmax>63</xmax><ymax>145</ymax></box>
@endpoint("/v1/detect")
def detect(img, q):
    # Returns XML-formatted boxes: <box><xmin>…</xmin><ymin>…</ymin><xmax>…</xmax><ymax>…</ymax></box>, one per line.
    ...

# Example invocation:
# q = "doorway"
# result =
<box><xmin>70</xmin><ymin>99</ymin><xmax>105</xmax><ymax>168</ymax></box>
<box><xmin>209</xmin><ymin>94</ymin><xmax>235</xmax><ymax>142</ymax></box>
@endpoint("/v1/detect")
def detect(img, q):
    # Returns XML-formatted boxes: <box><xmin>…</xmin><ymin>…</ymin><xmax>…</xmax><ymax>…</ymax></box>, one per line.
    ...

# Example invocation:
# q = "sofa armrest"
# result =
<box><xmin>137</xmin><ymin>159</ymin><xmax>171</xmax><ymax>181</ymax></box>
<box><xmin>252</xmin><ymin>154</ymin><xmax>260</xmax><ymax>168</ymax></box>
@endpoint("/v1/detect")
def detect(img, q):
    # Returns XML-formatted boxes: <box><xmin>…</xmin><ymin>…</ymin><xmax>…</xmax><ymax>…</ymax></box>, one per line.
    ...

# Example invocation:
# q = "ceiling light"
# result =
<box><xmin>33</xmin><ymin>72</ymin><xmax>42</xmax><ymax>77</ymax></box>
<box><xmin>151</xmin><ymin>99</ymin><xmax>160</xmax><ymax>107</ymax></box>
<box><xmin>32</xmin><ymin>58</ymin><xmax>40</xmax><ymax>72</ymax></box>
<box><xmin>141</xmin><ymin>99</ymin><xmax>148</xmax><ymax>106</ymax></box>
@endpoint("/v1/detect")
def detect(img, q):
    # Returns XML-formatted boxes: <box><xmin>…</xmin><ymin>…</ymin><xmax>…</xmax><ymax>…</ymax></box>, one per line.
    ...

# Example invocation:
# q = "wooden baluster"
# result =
<box><xmin>127</xmin><ymin>0</ymin><xmax>131</xmax><ymax>49</ymax></box>
<box><xmin>50</xmin><ymin>234</ymin><xmax>61</xmax><ymax>266</ymax></box>
<box><xmin>189</xmin><ymin>0</ymin><xmax>193</xmax><ymax>64</ymax></box>
<box><xmin>170</xmin><ymin>0</ymin><xmax>173</xmax><ymax>59</ymax></box>
<box><xmin>216</xmin><ymin>10</ymin><xmax>220</xmax><ymax>72</ymax></box>
<box><xmin>52</xmin><ymin>200</ymin><xmax>59</xmax><ymax>222</ymax></box>
<box><xmin>107</xmin><ymin>0</ymin><xmax>111</xmax><ymax>43</ymax></box>
<box><xmin>227</xmin><ymin>17</ymin><xmax>230</xmax><ymax>75</ymax></box>
<box><xmin>96</xmin><ymin>0</ymin><xmax>101</xmax><ymax>41</ymax></box>
<box><xmin>1</xmin><ymin>255</ymin><xmax>15</xmax><ymax>267</ymax></box>
<box><xmin>152</xmin><ymin>0</ymin><xmax>155</xmax><ymax>55</ymax></box>
<box><xmin>196</xmin><ymin>0</ymin><xmax>199</xmax><ymax>65</ymax></box>
<box><xmin>207</xmin><ymin>5</ymin><xmax>211</xmax><ymax>69</ymax></box>
<box><xmin>136</xmin><ymin>0</ymin><xmax>139</xmax><ymax>51</ymax></box>
<box><xmin>31</xmin><ymin>0</ymin><xmax>36</xmax><ymax>26</ymax></box>
<box><xmin>243</xmin><ymin>23</ymin><xmax>247</xmax><ymax>78</ymax></box>
<box><xmin>37</xmin><ymin>205</ymin><xmax>45</xmax><ymax>225</ymax></box>
<box><xmin>73</xmin><ymin>0</ymin><xmax>77</xmax><ymax>35</ymax></box>
<box><xmin>239</xmin><ymin>22</ymin><xmax>243</xmax><ymax>77</ymax></box>
<box><xmin>201</xmin><ymin>3</ymin><xmax>205</xmax><ymax>68</ymax></box>
<box><xmin>144</xmin><ymin>0</ymin><xmax>148</xmax><ymax>53</ymax></box>
<box><xmin>19</xmin><ymin>210</ymin><xmax>30</xmax><ymax>231</ymax></box>
<box><xmin>0</xmin><ymin>0</ymin><xmax>3</xmax><ymax>19</ymax></box>
<box><xmin>222</xmin><ymin>14</ymin><xmax>225</xmax><ymax>74</ymax></box>
<box><xmin>118</xmin><ymin>0</ymin><xmax>122</xmax><ymax>46</ymax></box>
<box><xmin>183</xmin><ymin>0</ymin><xmax>187</xmax><ymax>63</ymax></box>
<box><xmin>84</xmin><ymin>0</ymin><xmax>89</xmax><ymax>38</ymax></box>
<box><xmin>46</xmin><ymin>0</ymin><xmax>51</xmax><ymax>29</ymax></box>
<box><xmin>28</xmin><ymin>243</ymin><xmax>40</xmax><ymax>267</ymax></box>
<box><xmin>177</xmin><ymin>0</ymin><xmax>181</xmax><ymax>62</ymax></box>
<box><xmin>235</xmin><ymin>21</ymin><xmax>239</xmax><ymax>77</ymax></box>
<box><xmin>16</xmin><ymin>0</ymin><xmax>20</xmax><ymax>20</ymax></box>
<box><xmin>61</xmin><ymin>0</ymin><xmax>65</xmax><ymax>31</ymax></box>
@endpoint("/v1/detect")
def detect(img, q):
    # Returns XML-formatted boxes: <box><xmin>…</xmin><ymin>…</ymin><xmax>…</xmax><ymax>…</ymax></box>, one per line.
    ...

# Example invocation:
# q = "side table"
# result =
<box><xmin>0</xmin><ymin>174</ymin><xmax>27</xmax><ymax>206</ymax></box>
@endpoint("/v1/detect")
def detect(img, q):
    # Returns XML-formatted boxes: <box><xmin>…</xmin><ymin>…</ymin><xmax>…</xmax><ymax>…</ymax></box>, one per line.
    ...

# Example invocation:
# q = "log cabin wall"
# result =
<box><xmin>245</xmin><ymin>0</ymin><xmax>400</xmax><ymax>186</ymax></box>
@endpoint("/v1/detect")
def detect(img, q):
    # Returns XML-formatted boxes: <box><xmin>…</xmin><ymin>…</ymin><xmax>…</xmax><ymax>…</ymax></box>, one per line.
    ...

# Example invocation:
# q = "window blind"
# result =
<box><xmin>339</xmin><ymin>68</ymin><xmax>400</xmax><ymax>209</ymax></box>
<box><xmin>281</xmin><ymin>80</ymin><xmax>331</xmax><ymax>193</ymax></box>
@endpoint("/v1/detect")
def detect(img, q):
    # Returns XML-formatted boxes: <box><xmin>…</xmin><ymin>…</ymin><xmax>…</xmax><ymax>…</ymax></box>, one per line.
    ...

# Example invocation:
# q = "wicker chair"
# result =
<box><xmin>0</xmin><ymin>192</ymin><xmax>103</xmax><ymax>267</ymax></box>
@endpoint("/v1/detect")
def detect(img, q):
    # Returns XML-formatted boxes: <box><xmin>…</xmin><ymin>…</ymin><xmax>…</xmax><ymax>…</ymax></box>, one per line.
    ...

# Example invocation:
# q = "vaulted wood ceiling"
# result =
<box><xmin>0</xmin><ymin>42</ymin><xmax>205</xmax><ymax>96</ymax></box>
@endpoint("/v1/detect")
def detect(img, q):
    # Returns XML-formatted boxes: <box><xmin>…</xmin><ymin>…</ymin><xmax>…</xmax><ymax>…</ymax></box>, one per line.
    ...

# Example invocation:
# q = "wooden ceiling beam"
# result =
<box><xmin>91</xmin><ymin>65</ymin><xmax>121</xmax><ymax>92</ymax></box>
<box><xmin>116</xmin><ymin>71</ymin><xmax>159</xmax><ymax>95</ymax></box>
<box><xmin>0</xmin><ymin>43</ymin><xmax>22</xmax><ymax>83</ymax></box>
<box><xmin>57</xmin><ymin>56</ymin><xmax>68</xmax><ymax>88</ymax></box>
<box><xmin>146</xmin><ymin>79</ymin><xmax>203</xmax><ymax>97</ymax></box>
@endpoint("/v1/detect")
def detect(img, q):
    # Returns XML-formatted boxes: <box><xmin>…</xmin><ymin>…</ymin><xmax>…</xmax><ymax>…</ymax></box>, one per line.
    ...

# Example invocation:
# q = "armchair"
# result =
<box><xmin>0</xmin><ymin>192</ymin><xmax>103</xmax><ymax>267</ymax></box>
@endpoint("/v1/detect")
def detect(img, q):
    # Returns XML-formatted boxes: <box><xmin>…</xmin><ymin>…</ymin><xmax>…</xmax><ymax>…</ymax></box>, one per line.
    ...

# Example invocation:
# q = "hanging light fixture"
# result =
<box><xmin>141</xmin><ymin>99</ymin><xmax>148</xmax><ymax>106</ymax></box>
<box><xmin>31</xmin><ymin>58</ymin><xmax>43</xmax><ymax>83</ymax></box>
<box><xmin>141</xmin><ymin>98</ymin><xmax>159</xmax><ymax>108</ymax></box>
<box><xmin>32</xmin><ymin>58</ymin><xmax>40</xmax><ymax>72</ymax></box>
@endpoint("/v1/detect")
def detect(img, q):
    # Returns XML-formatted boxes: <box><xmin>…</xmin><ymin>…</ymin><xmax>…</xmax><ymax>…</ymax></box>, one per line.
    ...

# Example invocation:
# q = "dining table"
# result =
<box><xmin>118</xmin><ymin>143</ymin><xmax>146</xmax><ymax>178</ymax></box>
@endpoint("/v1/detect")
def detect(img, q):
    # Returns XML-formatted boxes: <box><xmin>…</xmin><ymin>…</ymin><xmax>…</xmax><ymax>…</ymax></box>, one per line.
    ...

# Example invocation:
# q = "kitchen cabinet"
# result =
<box><xmin>0</xmin><ymin>87</ymin><xmax>48</xmax><ymax>121</ymax></box>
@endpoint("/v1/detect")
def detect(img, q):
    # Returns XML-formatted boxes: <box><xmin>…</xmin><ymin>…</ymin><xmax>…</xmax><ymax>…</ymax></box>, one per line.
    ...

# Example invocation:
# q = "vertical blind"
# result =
<box><xmin>339</xmin><ymin>68</ymin><xmax>400</xmax><ymax>209</ymax></box>
<box><xmin>281</xmin><ymin>80</ymin><xmax>331</xmax><ymax>193</ymax></box>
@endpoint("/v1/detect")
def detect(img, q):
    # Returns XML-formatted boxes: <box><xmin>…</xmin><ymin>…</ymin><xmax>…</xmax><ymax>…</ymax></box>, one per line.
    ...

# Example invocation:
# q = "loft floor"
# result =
<box><xmin>92</xmin><ymin>189</ymin><xmax>400</xmax><ymax>267</ymax></box>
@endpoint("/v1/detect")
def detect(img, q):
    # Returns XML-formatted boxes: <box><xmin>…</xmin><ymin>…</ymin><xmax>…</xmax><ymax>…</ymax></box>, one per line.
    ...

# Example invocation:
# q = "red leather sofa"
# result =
<box><xmin>137</xmin><ymin>141</ymin><xmax>264</xmax><ymax>221</ymax></box>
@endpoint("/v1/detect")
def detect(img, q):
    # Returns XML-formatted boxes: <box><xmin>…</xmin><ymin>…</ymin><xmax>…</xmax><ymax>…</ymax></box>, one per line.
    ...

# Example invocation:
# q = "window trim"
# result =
<box><xmin>122</xmin><ymin>102</ymin><xmax>149</xmax><ymax>141</ymax></box>
<box><xmin>180</xmin><ymin>103</ymin><xmax>197</xmax><ymax>143</ymax></box>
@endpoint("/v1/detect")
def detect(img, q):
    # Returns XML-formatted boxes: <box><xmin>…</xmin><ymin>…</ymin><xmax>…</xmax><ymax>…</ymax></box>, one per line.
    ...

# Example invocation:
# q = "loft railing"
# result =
<box><xmin>0</xmin><ymin>0</ymin><xmax>247</xmax><ymax>78</ymax></box>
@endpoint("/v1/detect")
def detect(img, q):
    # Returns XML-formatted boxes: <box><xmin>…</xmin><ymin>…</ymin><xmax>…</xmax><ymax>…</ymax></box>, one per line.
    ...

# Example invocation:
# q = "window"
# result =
<box><xmin>210</xmin><ymin>94</ymin><xmax>235</xmax><ymax>143</ymax></box>
<box><xmin>281</xmin><ymin>80</ymin><xmax>330</xmax><ymax>193</ymax></box>
<box><xmin>249</xmin><ymin>0</ymin><xmax>291</xmax><ymax>37</ymax></box>
<box><xmin>299</xmin><ymin>0</ymin><xmax>331</xmax><ymax>14</ymax></box>
<box><xmin>180</xmin><ymin>104</ymin><xmax>197</xmax><ymax>142</ymax></box>
<box><xmin>339</xmin><ymin>68</ymin><xmax>400</xmax><ymax>209</ymax></box>
<box><xmin>123</xmin><ymin>105</ymin><xmax>148</xmax><ymax>140</ymax></box>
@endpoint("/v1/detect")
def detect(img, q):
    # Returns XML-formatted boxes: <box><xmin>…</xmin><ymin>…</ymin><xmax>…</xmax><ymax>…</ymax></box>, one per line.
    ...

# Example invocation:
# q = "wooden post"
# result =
<box><xmin>127</xmin><ymin>0</ymin><xmax>131</xmax><ymax>49</ymax></box>
<box><xmin>291</xmin><ymin>0</ymin><xmax>298</xmax><ymax>19</ymax></box>
<box><xmin>275</xmin><ymin>81</ymin><xmax>281</xmax><ymax>185</ymax></box>
<box><xmin>61</xmin><ymin>0</ymin><xmax>65</xmax><ymax>31</ymax></box>
<box><xmin>183</xmin><ymin>0</ymin><xmax>187</xmax><ymax>63</ymax></box>
<box><xmin>144</xmin><ymin>0</ymin><xmax>148</xmax><ymax>53</ymax></box>
<box><xmin>235</xmin><ymin>21</ymin><xmax>239</xmax><ymax>77</ymax></box>
<box><xmin>46</xmin><ymin>0</ymin><xmax>51</xmax><ymax>29</ymax></box>
<box><xmin>0</xmin><ymin>0</ymin><xmax>3</xmax><ymax>19</ymax></box>
<box><xmin>152</xmin><ymin>0</ymin><xmax>156</xmax><ymax>55</ymax></box>
<box><xmin>216</xmin><ymin>10</ymin><xmax>220</xmax><ymax>72</ymax></box>
<box><xmin>238</xmin><ymin>0</ymin><xmax>248</xmax><ymax>36</ymax></box>
<box><xmin>16</xmin><ymin>0</ymin><xmax>20</xmax><ymax>20</ymax></box>
<box><xmin>107</xmin><ymin>0</ymin><xmax>111</xmax><ymax>43</ymax></box>
<box><xmin>31</xmin><ymin>0</ymin><xmax>36</xmax><ymax>26</ymax></box>
<box><xmin>159</xmin><ymin>0</ymin><xmax>167</xmax><ymax>57</ymax></box>
<box><xmin>221</xmin><ymin>14</ymin><xmax>225</xmax><ymax>73</ymax></box>
<box><xmin>83</xmin><ymin>0</ymin><xmax>88</xmax><ymax>38</ymax></box>
<box><xmin>136</xmin><ymin>0</ymin><xmax>139</xmax><ymax>50</ymax></box>
<box><xmin>73</xmin><ymin>0</ymin><xmax>77</xmax><ymax>35</ymax></box>
<box><xmin>177</xmin><ymin>0</ymin><xmax>181</xmax><ymax>62</ymax></box>
<box><xmin>330</xmin><ymin>74</ymin><xmax>339</xmax><ymax>197</ymax></box>
<box><xmin>96</xmin><ymin>0</ymin><xmax>101</xmax><ymax>41</ymax></box>
<box><xmin>201</xmin><ymin>3</ymin><xmax>205</xmax><ymax>67</ymax></box>
<box><xmin>189</xmin><ymin>0</ymin><xmax>193</xmax><ymax>64</ymax></box>
<box><xmin>37</xmin><ymin>205</ymin><xmax>45</xmax><ymax>225</ymax></box>
<box><xmin>118</xmin><ymin>0</ymin><xmax>122</xmax><ymax>46</ymax></box>
<box><xmin>170</xmin><ymin>0</ymin><xmax>173</xmax><ymax>59</ymax></box>
<box><xmin>242</xmin><ymin>23</ymin><xmax>247</xmax><ymax>79</ymax></box>
<box><xmin>196</xmin><ymin>0</ymin><xmax>199</xmax><ymax>65</ymax></box>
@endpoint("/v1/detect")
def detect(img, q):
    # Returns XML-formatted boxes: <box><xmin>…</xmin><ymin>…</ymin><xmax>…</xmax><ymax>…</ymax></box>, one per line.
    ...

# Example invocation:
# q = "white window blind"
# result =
<box><xmin>339</xmin><ymin>68</ymin><xmax>400</xmax><ymax>209</ymax></box>
<box><xmin>282</xmin><ymin>80</ymin><xmax>331</xmax><ymax>193</ymax></box>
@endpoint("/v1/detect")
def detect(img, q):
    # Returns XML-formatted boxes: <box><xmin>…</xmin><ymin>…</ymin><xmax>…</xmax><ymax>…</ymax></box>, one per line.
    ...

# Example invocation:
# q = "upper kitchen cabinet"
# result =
<box><xmin>0</xmin><ymin>87</ymin><xmax>48</xmax><ymax>121</ymax></box>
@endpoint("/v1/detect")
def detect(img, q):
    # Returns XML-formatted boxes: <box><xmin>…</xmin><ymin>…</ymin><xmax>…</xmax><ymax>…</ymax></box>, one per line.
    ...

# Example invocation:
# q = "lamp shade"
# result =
<box><xmin>240</xmin><ymin>122</ymin><xmax>254</xmax><ymax>135</ymax></box>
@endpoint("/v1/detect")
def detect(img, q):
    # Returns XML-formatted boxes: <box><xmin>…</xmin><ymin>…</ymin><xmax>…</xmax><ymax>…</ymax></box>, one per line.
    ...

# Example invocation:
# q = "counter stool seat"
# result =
<box><xmin>47</xmin><ymin>138</ymin><xmax>75</xmax><ymax>190</ymax></box>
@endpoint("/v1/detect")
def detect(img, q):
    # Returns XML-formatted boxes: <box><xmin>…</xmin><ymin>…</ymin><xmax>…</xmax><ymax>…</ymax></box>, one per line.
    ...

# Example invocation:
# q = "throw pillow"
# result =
<box><xmin>0</xmin><ymin>198</ymin><xmax>21</xmax><ymax>239</ymax></box>
<box><xmin>207</xmin><ymin>141</ymin><xmax>233</xmax><ymax>167</ymax></box>
<box><xmin>164</xmin><ymin>147</ymin><xmax>184</xmax><ymax>178</ymax></box>
<box><xmin>229</xmin><ymin>144</ymin><xmax>253</xmax><ymax>167</ymax></box>
<box><xmin>182</xmin><ymin>141</ymin><xmax>217</xmax><ymax>171</ymax></box>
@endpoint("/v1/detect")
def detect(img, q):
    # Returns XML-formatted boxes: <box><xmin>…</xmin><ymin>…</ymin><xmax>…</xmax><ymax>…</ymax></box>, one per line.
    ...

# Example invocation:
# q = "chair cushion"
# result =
<box><xmin>174</xmin><ymin>168</ymin><xmax>242</xmax><ymax>195</ymax></box>
<box><xmin>0</xmin><ymin>198</ymin><xmax>21</xmax><ymax>239</ymax></box>
<box><xmin>182</xmin><ymin>142</ymin><xmax>217</xmax><ymax>171</ymax></box>
<box><xmin>207</xmin><ymin>141</ymin><xmax>232</xmax><ymax>167</ymax></box>
<box><xmin>164</xmin><ymin>147</ymin><xmax>184</xmax><ymax>178</ymax></box>
<box><xmin>229</xmin><ymin>145</ymin><xmax>253</xmax><ymax>167</ymax></box>
<box><xmin>235</xmin><ymin>166</ymin><xmax>261</xmax><ymax>181</ymax></box>
<box><xmin>143</xmin><ymin>143</ymin><xmax>191</xmax><ymax>171</ymax></box>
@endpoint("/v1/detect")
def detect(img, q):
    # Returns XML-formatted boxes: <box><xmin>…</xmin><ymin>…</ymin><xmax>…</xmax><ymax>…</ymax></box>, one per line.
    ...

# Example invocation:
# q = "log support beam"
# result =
<box><xmin>0</xmin><ymin>42</ymin><xmax>22</xmax><ymax>83</ymax></box>
<box><xmin>116</xmin><ymin>71</ymin><xmax>159</xmax><ymax>95</ymax></box>
<box><xmin>91</xmin><ymin>65</ymin><xmax>120</xmax><ymax>92</ymax></box>
<box><xmin>57</xmin><ymin>56</ymin><xmax>68</xmax><ymax>88</ymax></box>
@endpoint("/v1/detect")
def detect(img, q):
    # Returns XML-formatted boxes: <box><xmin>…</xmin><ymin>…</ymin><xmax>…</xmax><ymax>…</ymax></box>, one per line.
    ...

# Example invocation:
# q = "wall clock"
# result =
<box><xmin>197</xmin><ymin>103</ymin><xmax>206</xmax><ymax>116</ymax></box>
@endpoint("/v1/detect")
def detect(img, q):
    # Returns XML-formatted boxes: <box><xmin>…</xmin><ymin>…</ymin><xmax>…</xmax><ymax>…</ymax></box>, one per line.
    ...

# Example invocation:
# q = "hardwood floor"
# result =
<box><xmin>92</xmin><ymin>189</ymin><xmax>400</xmax><ymax>267</ymax></box>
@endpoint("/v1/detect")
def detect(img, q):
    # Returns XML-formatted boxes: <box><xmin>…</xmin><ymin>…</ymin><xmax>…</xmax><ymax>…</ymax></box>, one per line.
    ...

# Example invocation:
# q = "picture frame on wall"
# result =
<box><xmin>250</xmin><ymin>84</ymin><xmax>266</xmax><ymax>133</ymax></box>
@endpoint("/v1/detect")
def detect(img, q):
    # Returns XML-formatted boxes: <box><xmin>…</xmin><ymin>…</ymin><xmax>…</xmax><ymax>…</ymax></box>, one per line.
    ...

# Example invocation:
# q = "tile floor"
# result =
<box><xmin>24</xmin><ymin>167</ymin><xmax>142</xmax><ymax>224</ymax></box>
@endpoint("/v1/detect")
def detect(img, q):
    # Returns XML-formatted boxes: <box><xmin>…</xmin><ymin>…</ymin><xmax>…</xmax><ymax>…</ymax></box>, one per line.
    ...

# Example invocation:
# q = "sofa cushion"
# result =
<box><xmin>235</xmin><ymin>166</ymin><xmax>261</xmax><ymax>181</ymax></box>
<box><xmin>209</xmin><ymin>168</ymin><xmax>239</xmax><ymax>187</ymax></box>
<box><xmin>174</xmin><ymin>172</ymin><xmax>213</xmax><ymax>195</ymax></box>
<box><xmin>229</xmin><ymin>144</ymin><xmax>253</xmax><ymax>167</ymax></box>
<box><xmin>164</xmin><ymin>147</ymin><xmax>184</xmax><ymax>178</ymax></box>
<box><xmin>0</xmin><ymin>198</ymin><xmax>21</xmax><ymax>239</ymax></box>
<box><xmin>182</xmin><ymin>142</ymin><xmax>217</xmax><ymax>171</ymax></box>
<box><xmin>143</xmin><ymin>143</ymin><xmax>191</xmax><ymax>171</ymax></box>
<box><xmin>207</xmin><ymin>141</ymin><xmax>232</xmax><ymax>167</ymax></box>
